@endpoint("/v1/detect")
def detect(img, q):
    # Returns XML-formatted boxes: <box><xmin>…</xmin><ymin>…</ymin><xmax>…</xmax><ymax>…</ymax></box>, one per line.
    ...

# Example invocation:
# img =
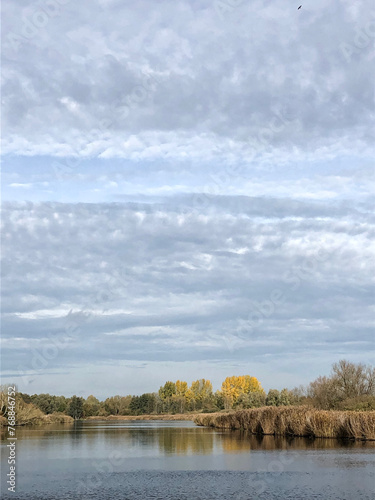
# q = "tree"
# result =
<box><xmin>172</xmin><ymin>381</ymin><xmax>189</xmax><ymax>412</ymax></box>
<box><xmin>184</xmin><ymin>388</ymin><xmax>196</xmax><ymax>411</ymax></box>
<box><xmin>18</xmin><ymin>392</ymin><xmax>32</xmax><ymax>404</ymax></box>
<box><xmin>30</xmin><ymin>393</ymin><xmax>55</xmax><ymax>414</ymax></box>
<box><xmin>158</xmin><ymin>382</ymin><xmax>177</xmax><ymax>412</ymax></box>
<box><xmin>175</xmin><ymin>380</ymin><xmax>188</xmax><ymax>397</ymax></box>
<box><xmin>266</xmin><ymin>389</ymin><xmax>280</xmax><ymax>406</ymax></box>
<box><xmin>307</xmin><ymin>376</ymin><xmax>341</xmax><ymax>409</ymax></box>
<box><xmin>279</xmin><ymin>388</ymin><xmax>294</xmax><ymax>406</ymax></box>
<box><xmin>332</xmin><ymin>360</ymin><xmax>375</xmax><ymax>399</ymax></box>
<box><xmin>28</xmin><ymin>394</ymin><xmax>68</xmax><ymax>414</ymax></box>
<box><xmin>104</xmin><ymin>395</ymin><xmax>124</xmax><ymax>415</ymax></box>
<box><xmin>265</xmin><ymin>388</ymin><xmax>294</xmax><ymax>407</ymax></box>
<box><xmin>67</xmin><ymin>396</ymin><xmax>84</xmax><ymax>419</ymax></box>
<box><xmin>213</xmin><ymin>390</ymin><xmax>225</xmax><ymax>410</ymax></box>
<box><xmin>159</xmin><ymin>381</ymin><xmax>177</xmax><ymax>400</ymax></box>
<box><xmin>190</xmin><ymin>379</ymin><xmax>213</xmax><ymax>410</ymax></box>
<box><xmin>220</xmin><ymin>375</ymin><xmax>264</xmax><ymax>409</ymax></box>
<box><xmin>83</xmin><ymin>395</ymin><xmax>100</xmax><ymax>417</ymax></box>
<box><xmin>130</xmin><ymin>393</ymin><xmax>156</xmax><ymax>415</ymax></box>
<box><xmin>308</xmin><ymin>360</ymin><xmax>375</xmax><ymax>410</ymax></box>
<box><xmin>236</xmin><ymin>391</ymin><xmax>266</xmax><ymax>409</ymax></box>
<box><xmin>118</xmin><ymin>395</ymin><xmax>133</xmax><ymax>415</ymax></box>
<box><xmin>54</xmin><ymin>396</ymin><xmax>68</xmax><ymax>413</ymax></box>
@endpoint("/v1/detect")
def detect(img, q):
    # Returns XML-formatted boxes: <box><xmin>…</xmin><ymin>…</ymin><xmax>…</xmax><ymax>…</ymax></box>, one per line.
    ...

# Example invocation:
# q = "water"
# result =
<box><xmin>1</xmin><ymin>420</ymin><xmax>374</xmax><ymax>499</ymax></box>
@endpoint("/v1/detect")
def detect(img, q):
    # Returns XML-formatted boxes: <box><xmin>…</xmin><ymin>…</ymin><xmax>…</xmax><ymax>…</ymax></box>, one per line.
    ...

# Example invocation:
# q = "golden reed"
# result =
<box><xmin>194</xmin><ymin>406</ymin><xmax>375</xmax><ymax>440</ymax></box>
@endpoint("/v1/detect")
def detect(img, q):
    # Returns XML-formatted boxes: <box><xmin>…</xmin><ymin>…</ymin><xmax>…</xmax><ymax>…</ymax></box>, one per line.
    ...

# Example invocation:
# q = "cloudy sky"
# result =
<box><xmin>1</xmin><ymin>0</ymin><xmax>374</xmax><ymax>399</ymax></box>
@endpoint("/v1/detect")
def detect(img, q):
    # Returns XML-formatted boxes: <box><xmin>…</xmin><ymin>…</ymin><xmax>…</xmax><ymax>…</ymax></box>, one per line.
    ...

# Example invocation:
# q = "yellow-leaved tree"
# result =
<box><xmin>220</xmin><ymin>375</ymin><xmax>264</xmax><ymax>409</ymax></box>
<box><xmin>175</xmin><ymin>380</ymin><xmax>188</xmax><ymax>397</ymax></box>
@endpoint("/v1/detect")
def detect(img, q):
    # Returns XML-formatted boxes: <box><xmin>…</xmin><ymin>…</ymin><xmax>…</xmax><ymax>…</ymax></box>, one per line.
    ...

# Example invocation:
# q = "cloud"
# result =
<box><xmin>1</xmin><ymin>0</ymin><xmax>374</xmax><ymax>163</ymax></box>
<box><xmin>1</xmin><ymin>197</ymin><xmax>374</xmax><ymax>392</ymax></box>
<box><xmin>1</xmin><ymin>0</ymin><xmax>374</xmax><ymax>395</ymax></box>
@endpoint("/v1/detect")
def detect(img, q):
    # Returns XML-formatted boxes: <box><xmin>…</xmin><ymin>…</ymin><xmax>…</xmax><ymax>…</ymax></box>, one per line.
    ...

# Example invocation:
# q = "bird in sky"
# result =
<box><xmin>298</xmin><ymin>5</ymin><xmax>302</xmax><ymax>9</ymax></box>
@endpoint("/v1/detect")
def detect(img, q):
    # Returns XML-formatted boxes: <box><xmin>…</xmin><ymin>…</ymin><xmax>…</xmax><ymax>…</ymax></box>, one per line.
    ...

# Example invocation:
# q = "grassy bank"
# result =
<box><xmin>85</xmin><ymin>413</ymin><xmax>198</xmax><ymax>421</ymax></box>
<box><xmin>0</xmin><ymin>411</ymin><xmax>74</xmax><ymax>427</ymax></box>
<box><xmin>194</xmin><ymin>406</ymin><xmax>375</xmax><ymax>440</ymax></box>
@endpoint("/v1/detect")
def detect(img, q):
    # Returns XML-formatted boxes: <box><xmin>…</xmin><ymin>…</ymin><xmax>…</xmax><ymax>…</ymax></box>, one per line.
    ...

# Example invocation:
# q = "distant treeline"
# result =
<box><xmin>1</xmin><ymin>360</ymin><xmax>374</xmax><ymax>425</ymax></box>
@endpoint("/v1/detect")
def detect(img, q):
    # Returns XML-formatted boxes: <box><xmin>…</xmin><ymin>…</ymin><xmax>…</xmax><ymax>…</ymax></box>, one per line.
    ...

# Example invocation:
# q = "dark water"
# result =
<box><xmin>1</xmin><ymin>420</ymin><xmax>374</xmax><ymax>499</ymax></box>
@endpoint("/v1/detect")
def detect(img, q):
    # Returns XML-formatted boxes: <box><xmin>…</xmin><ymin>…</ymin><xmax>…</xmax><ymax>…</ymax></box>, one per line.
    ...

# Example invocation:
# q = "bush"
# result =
<box><xmin>235</xmin><ymin>392</ymin><xmax>266</xmax><ymax>409</ymax></box>
<box><xmin>337</xmin><ymin>395</ymin><xmax>375</xmax><ymax>411</ymax></box>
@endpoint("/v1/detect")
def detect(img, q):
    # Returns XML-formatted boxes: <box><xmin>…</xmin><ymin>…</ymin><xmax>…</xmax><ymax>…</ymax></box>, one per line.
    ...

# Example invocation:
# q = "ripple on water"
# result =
<box><xmin>3</xmin><ymin>470</ymin><xmax>375</xmax><ymax>500</ymax></box>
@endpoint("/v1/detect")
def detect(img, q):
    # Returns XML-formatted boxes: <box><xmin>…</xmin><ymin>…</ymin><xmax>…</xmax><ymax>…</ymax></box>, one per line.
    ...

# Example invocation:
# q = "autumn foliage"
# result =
<box><xmin>220</xmin><ymin>375</ymin><xmax>264</xmax><ymax>409</ymax></box>
<box><xmin>2</xmin><ymin>360</ymin><xmax>374</xmax><ymax>426</ymax></box>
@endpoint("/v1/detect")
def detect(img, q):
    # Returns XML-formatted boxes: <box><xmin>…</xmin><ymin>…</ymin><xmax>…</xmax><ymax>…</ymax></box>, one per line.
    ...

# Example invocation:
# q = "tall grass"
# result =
<box><xmin>43</xmin><ymin>412</ymin><xmax>74</xmax><ymax>424</ymax></box>
<box><xmin>194</xmin><ymin>406</ymin><xmax>375</xmax><ymax>440</ymax></box>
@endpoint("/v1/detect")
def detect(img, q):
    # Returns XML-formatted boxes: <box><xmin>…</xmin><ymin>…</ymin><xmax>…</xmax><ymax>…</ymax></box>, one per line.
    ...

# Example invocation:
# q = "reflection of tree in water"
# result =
<box><xmin>157</xmin><ymin>427</ymin><xmax>214</xmax><ymax>455</ymax></box>
<box><xmin>0</xmin><ymin>423</ymin><xmax>75</xmax><ymax>442</ymax></box>
<box><xmin>2</xmin><ymin>423</ymin><xmax>375</xmax><ymax>458</ymax></box>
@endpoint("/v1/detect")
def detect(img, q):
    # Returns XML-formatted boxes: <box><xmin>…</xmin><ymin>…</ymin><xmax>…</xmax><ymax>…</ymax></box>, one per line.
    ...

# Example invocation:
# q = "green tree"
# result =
<box><xmin>159</xmin><ymin>381</ymin><xmax>177</xmax><ymax>400</ymax></box>
<box><xmin>30</xmin><ymin>393</ymin><xmax>55</xmax><ymax>414</ymax></box>
<box><xmin>190</xmin><ymin>379</ymin><xmax>213</xmax><ymax>410</ymax></box>
<box><xmin>54</xmin><ymin>395</ymin><xmax>68</xmax><ymax>413</ymax></box>
<box><xmin>104</xmin><ymin>395</ymin><xmax>123</xmax><ymax>415</ymax></box>
<box><xmin>266</xmin><ymin>389</ymin><xmax>280</xmax><ymax>406</ymax></box>
<box><xmin>83</xmin><ymin>395</ymin><xmax>100</xmax><ymax>417</ymax></box>
<box><xmin>67</xmin><ymin>395</ymin><xmax>84</xmax><ymax>419</ymax></box>
<box><xmin>279</xmin><ymin>388</ymin><xmax>293</xmax><ymax>406</ymax></box>
<box><xmin>18</xmin><ymin>393</ymin><xmax>32</xmax><ymax>404</ymax></box>
<box><xmin>130</xmin><ymin>393</ymin><xmax>156</xmax><ymax>415</ymax></box>
<box><xmin>236</xmin><ymin>391</ymin><xmax>266</xmax><ymax>409</ymax></box>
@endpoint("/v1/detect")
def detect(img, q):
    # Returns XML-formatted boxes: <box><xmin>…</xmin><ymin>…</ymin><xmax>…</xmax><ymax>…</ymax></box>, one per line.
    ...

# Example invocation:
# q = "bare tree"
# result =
<box><xmin>308</xmin><ymin>360</ymin><xmax>375</xmax><ymax>409</ymax></box>
<box><xmin>332</xmin><ymin>360</ymin><xmax>375</xmax><ymax>398</ymax></box>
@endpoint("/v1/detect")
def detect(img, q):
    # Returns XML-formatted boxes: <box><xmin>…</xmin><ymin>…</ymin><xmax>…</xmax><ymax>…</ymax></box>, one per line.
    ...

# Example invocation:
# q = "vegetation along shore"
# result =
<box><xmin>194</xmin><ymin>406</ymin><xmax>375</xmax><ymax>440</ymax></box>
<box><xmin>1</xmin><ymin>360</ymin><xmax>374</xmax><ymax>434</ymax></box>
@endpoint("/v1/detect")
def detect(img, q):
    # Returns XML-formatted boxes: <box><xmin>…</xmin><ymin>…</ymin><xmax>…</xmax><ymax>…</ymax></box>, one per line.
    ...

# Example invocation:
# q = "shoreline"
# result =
<box><xmin>84</xmin><ymin>413</ymin><xmax>199</xmax><ymax>421</ymax></box>
<box><xmin>0</xmin><ymin>412</ymin><xmax>226</xmax><ymax>427</ymax></box>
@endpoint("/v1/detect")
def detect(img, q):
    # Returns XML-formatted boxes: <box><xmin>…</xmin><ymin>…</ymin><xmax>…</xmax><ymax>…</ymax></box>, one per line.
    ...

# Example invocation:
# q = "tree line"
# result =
<box><xmin>2</xmin><ymin>360</ymin><xmax>374</xmax><ymax>422</ymax></box>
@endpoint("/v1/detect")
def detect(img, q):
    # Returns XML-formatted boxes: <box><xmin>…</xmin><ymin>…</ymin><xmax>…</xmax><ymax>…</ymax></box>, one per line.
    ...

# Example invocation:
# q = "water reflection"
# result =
<box><xmin>2</xmin><ymin>420</ymin><xmax>374</xmax><ymax>456</ymax></box>
<box><xmin>157</xmin><ymin>426</ymin><xmax>215</xmax><ymax>455</ymax></box>
<box><xmin>1</xmin><ymin>421</ymin><xmax>374</xmax><ymax>500</ymax></box>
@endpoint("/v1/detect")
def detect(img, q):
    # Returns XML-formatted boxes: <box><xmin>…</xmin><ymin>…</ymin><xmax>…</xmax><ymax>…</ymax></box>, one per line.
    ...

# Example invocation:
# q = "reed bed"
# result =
<box><xmin>194</xmin><ymin>406</ymin><xmax>375</xmax><ymax>440</ymax></box>
<box><xmin>43</xmin><ymin>412</ymin><xmax>74</xmax><ymax>424</ymax></box>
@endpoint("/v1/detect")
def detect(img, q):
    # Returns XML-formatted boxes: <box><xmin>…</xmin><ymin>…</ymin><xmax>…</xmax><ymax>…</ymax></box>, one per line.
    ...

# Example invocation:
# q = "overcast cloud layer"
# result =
<box><xmin>1</xmin><ymin>0</ymin><xmax>374</xmax><ymax>397</ymax></box>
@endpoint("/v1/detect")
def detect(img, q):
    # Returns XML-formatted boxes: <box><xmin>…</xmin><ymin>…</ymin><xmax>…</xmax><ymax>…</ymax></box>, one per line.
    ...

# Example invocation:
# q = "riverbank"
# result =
<box><xmin>194</xmin><ymin>406</ymin><xmax>375</xmax><ymax>440</ymax></box>
<box><xmin>0</xmin><ymin>412</ymin><xmax>74</xmax><ymax>427</ymax></box>
<box><xmin>85</xmin><ymin>413</ymin><xmax>199</xmax><ymax>421</ymax></box>
<box><xmin>0</xmin><ymin>413</ymin><xmax>198</xmax><ymax>426</ymax></box>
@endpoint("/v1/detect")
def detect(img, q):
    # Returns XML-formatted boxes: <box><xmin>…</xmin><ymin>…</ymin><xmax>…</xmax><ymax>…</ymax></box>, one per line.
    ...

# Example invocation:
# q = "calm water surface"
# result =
<box><xmin>1</xmin><ymin>420</ymin><xmax>374</xmax><ymax>499</ymax></box>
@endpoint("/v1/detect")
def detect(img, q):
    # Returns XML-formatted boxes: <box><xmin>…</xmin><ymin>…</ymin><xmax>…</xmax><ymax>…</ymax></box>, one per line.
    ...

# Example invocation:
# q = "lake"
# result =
<box><xmin>1</xmin><ymin>420</ymin><xmax>374</xmax><ymax>499</ymax></box>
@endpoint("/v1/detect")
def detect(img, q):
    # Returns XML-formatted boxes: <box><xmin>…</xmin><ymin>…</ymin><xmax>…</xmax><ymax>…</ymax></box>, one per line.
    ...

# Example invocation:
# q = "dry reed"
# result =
<box><xmin>194</xmin><ymin>406</ymin><xmax>375</xmax><ymax>440</ymax></box>
<box><xmin>43</xmin><ymin>412</ymin><xmax>74</xmax><ymax>424</ymax></box>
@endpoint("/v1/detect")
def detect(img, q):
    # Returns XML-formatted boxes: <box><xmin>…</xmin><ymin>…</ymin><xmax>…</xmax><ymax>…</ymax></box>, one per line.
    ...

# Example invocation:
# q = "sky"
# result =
<box><xmin>1</xmin><ymin>0</ymin><xmax>374</xmax><ymax>399</ymax></box>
